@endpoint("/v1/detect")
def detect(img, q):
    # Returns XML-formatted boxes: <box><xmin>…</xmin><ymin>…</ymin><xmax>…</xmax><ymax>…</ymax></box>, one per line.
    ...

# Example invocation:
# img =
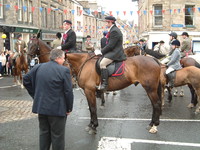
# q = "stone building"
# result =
<box><xmin>138</xmin><ymin>0</ymin><xmax>200</xmax><ymax>51</ymax></box>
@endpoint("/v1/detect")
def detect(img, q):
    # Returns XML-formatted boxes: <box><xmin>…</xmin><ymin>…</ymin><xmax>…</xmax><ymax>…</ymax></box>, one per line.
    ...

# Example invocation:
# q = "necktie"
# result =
<box><xmin>106</xmin><ymin>32</ymin><xmax>110</xmax><ymax>44</ymax></box>
<box><xmin>62</xmin><ymin>33</ymin><xmax>68</xmax><ymax>44</ymax></box>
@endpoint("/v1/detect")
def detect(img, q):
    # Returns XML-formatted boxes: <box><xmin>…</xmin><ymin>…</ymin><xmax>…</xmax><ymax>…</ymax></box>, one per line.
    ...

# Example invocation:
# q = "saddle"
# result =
<box><xmin>95</xmin><ymin>57</ymin><xmax>125</xmax><ymax>77</ymax></box>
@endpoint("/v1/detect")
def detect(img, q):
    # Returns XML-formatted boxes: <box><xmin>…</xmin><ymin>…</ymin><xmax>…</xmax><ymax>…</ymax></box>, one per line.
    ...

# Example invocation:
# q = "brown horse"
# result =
<box><xmin>160</xmin><ymin>65</ymin><xmax>200</xmax><ymax>113</ymax></box>
<box><xmin>66</xmin><ymin>53</ymin><xmax>162</xmax><ymax>134</ymax></box>
<box><xmin>27</xmin><ymin>38</ymin><xmax>51</xmax><ymax>63</ymax></box>
<box><xmin>12</xmin><ymin>48</ymin><xmax>28</xmax><ymax>88</ymax></box>
<box><xmin>124</xmin><ymin>45</ymin><xmax>141</xmax><ymax>56</ymax></box>
<box><xmin>27</xmin><ymin>37</ymin><xmax>78</xmax><ymax>87</ymax></box>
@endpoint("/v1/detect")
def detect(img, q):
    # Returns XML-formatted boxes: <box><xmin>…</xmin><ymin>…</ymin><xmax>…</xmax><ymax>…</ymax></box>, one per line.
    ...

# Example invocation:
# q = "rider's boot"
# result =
<box><xmin>167</xmin><ymin>73</ymin><xmax>174</xmax><ymax>88</ymax></box>
<box><xmin>99</xmin><ymin>68</ymin><xmax>108</xmax><ymax>91</ymax></box>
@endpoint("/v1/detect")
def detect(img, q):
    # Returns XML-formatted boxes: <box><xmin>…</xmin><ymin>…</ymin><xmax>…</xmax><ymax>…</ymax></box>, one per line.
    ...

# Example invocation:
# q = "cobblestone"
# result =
<box><xmin>0</xmin><ymin>100</ymin><xmax>37</xmax><ymax>123</ymax></box>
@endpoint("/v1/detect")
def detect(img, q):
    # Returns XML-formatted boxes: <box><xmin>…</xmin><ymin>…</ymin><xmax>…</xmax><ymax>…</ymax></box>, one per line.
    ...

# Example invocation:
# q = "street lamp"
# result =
<box><xmin>1</xmin><ymin>33</ymin><xmax>7</xmax><ymax>51</ymax></box>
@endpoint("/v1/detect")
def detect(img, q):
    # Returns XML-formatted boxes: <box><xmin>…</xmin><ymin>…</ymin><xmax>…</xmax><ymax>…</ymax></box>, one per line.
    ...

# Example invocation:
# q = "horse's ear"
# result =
<box><xmin>36</xmin><ymin>30</ymin><xmax>41</xmax><ymax>39</ymax></box>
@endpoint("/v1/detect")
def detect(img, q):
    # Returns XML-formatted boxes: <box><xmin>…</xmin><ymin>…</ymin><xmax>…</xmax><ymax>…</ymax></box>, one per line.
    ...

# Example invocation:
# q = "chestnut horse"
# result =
<box><xmin>66</xmin><ymin>53</ymin><xmax>162</xmax><ymax>134</ymax></box>
<box><xmin>27</xmin><ymin>38</ymin><xmax>162</xmax><ymax>134</ymax></box>
<box><xmin>12</xmin><ymin>47</ymin><xmax>28</xmax><ymax>88</ymax></box>
<box><xmin>160</xmin><ymin>65</ymin><xmax>200</xmax><ymax>113</ymax></box>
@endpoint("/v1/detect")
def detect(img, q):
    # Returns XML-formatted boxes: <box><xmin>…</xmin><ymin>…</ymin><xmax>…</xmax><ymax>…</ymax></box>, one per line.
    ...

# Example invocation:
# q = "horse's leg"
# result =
<box><xmin>173</xmin><ymin>87</ymin><xmax>178</xmax><ymax>97</ymax></box>
<box><xmin>194</xmin><ymin>88</ymin><xmax>200</xmax><ymax>114</ymax></box>
<box><xmin>180</xmin><ymin>86</ymin><xmax>184</xmax><ymax>97</ymax></box>
<box><xmin>187</xmin><ymin>84</ymin><xmax>197</xmax><ymax>108</ymax></box>
<box><xmin>144</xmin><ymin>83</ymin><xmax>162</xmax><ymax>134</ymax></box>
<box><xmin>20</xmin><ymin>72</ymin><xmax>24</xmax><ymax>89</ymax></box>
<box><xmin>96</xmin><ymin>90</ymin><xmax>105</xmax><ymax>108</ymax></box>
<box><xmin>84</xmin><ymin>89</ymin><xmax>98</xmax><ymax>134</ymax></box>
<box><xmin>166</xmin><ymin>86</ymin><xmax>172</xmax><ymax>102</ymax></box>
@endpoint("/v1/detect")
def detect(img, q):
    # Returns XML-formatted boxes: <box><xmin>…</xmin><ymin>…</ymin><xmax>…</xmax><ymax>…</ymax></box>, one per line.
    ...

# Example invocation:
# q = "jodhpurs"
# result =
<box><xmin>165</xmin><ymin>67</ymin><xmax>175</xmax><ymax>74</ymax></box>
<box><xmin>100</xmin><ymin>57</ymin><xmax>113</xmax><ymax>69</ymax></box>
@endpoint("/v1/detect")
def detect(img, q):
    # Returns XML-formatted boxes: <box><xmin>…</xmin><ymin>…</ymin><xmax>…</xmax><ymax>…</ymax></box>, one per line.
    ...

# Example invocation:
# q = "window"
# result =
<box><xmin>154</xmin><ymin>5</ymin><xmax>162</xmax><ymax>26</ymax></box>
<box><xmin>28</xmin><ymin>0</ymin><xmax>33</xmax><ymax>23</ymax></box>
<box><xmin>24</xmin><ymin>0</ymin><xmax>28</xmax><ymax>22</ymax></box>
<box><xmin>18</xmin><ymin>0</ymin><xmax>22</xmax><ymax>21</ymax></box>
<box><xmin>41</xmin><ymin>5</ymin><xmax>47</xmax><ymax>28</ymax></box>
<box><xmin>0</xmin><ymin>0</ymin><xmax>3</xmax><ymax>19</ymax></box>
<box><xmin>51</xmin><ymin>7</ymin><xmax>56</xmax><ymax>29</ymax></box>
<box><xmin>185</xmin><ymin>5</ymin><xmax>194</xmax><ymax>26</ymax></box>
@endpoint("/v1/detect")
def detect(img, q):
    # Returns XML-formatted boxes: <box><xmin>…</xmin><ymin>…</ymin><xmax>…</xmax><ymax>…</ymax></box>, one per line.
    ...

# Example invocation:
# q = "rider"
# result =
<box><xmin>94</xmin><ymin>16</ymin><xmax>126</xmax><ymax>91</ymax></box>
<box><xmin>12</xmin><ymin>34</ymin><xmax>27</xmax><ymax>65</ymax></box>
<box><xmin>181</xmin><ymin>31</ymin><xmax>192</xmax><ymax>57</ymax></box>
<box><xmin>165</xmin><ymin>39</ymin><xmax>182</xmax><ymax>88</ymax></box>
<box><xmin>57</xmin><ymin>20</ymin><xmax>77</xmax><ymax>52</ymax></box>
<box><xmin>100</xmin><ymin>31</ymin><xmax>108</xmax><ymax>49</ymax></box>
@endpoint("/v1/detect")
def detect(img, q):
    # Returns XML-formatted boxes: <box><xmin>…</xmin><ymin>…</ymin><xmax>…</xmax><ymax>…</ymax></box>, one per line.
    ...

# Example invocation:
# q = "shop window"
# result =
<box><xmin>185</xmin><ymin>5</ymin><xmax>194</xmax><ymax>27</ymax></box>
<box><xmin>41</xmin><ymin>4</ymin><xmax>47</xmax><ymax>28</ymax></box>
<box><xmin>0</xmin><ymin>0</ymin><xmax>3</xmax><ymax>19</ymax></box>
<box><xmin>153</xmin><ymin>4</ymin><xmax>162</xmax><ymax>27</ymax></box>
<box><xmin>24</xmin><ymin>0</ymin><xmax>28</xmax><ymax>22</ymax></box>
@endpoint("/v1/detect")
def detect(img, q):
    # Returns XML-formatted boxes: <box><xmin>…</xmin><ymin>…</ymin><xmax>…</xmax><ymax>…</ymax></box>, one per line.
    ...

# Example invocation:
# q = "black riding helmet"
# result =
<box><xmin>169</xmin><ymin>32</ymin><xmax>177</xmax><ymax>39</ymax></box>
<box><xmin>171</xmin><ymin>39</ymin><xmax>180</xmax><ymax>46</ymax></box>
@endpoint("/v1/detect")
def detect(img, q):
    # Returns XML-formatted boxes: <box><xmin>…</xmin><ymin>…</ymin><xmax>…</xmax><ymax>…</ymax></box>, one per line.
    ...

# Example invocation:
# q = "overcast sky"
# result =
<box><xmin>96</xmin><ymin>0</ymin><xmax>138</xmax><ymax>24</ymax></box>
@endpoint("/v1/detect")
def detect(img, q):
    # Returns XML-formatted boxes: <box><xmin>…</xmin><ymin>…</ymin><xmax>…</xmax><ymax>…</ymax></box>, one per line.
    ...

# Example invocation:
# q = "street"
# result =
<box><xmin>0</xmin><ymin>76</ymin><xmax>200</xmax><ymax>150</ymax></box>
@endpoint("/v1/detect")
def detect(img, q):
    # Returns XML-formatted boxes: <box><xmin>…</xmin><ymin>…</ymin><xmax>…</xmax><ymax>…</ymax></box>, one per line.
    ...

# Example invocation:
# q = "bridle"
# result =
<box><xmin>66</xmin><ymin>53</ymin><xmax>96</xmax><ymax>82</ymax></box>
<box><xmin>27</xmin><ymin>38</ymin><xmax>50</xmax><ymax>58</ymax></box>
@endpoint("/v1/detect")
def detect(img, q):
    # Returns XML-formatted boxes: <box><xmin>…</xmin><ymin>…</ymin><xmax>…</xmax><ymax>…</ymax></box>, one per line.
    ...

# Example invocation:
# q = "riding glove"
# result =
<box><xmin>94</xmin><ymin>50</ymin><xmax>102</xmax><ymax>55</ymax></box>
<box><xmin>57</xmin><ymin>46</ymin><xmax>62</xmax><ymax>50</ymax></box>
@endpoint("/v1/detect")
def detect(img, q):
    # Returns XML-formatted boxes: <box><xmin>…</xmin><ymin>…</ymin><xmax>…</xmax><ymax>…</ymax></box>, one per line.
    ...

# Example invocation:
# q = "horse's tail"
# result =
<box><xmin>157</xmin><ymin>80</ymin><xmax>162</xmax><ymax>115</ymax></box>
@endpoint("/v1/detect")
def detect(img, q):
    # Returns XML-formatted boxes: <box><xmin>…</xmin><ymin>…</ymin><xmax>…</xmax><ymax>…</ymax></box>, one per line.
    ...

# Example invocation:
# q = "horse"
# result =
<box><xmin>179</xmin><ymin>57</ymin><xmax>200</xmax><ymax>107</ymax></box>
<box><xmin>12</xmin><ymin>47</ymin><xmax>28</xmax><ymax>88</ymax></box>
<box><xmin>27</xmin><ymin>38</ymin><xmax>51</xmax><ymax>63</ymax></box>
<box><xmin>27</xmin><ymin>37</ymin><xmax>80</xmax><ymax>88</ymax></box>
<box><xmin>66</xmin><ymin>53</ymin><xmax>162</xmax><ymax>134</ymax></box>
<box><xmin>124</xmin><ymin>45</ymin><xmax>141</xmax><ymax>56</ymax></box>
<box><xmin>160</xmin><ymin>65</ymin><xmax>200</xmax><ymax>113</ymax></box>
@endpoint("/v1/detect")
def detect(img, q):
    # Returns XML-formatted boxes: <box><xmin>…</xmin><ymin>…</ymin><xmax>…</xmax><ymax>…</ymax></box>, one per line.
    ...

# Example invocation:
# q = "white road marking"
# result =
<box><xmin>98</xmin><ymin>137</ymin><xmax>200</xmax><ymax>150</ymax></box>
<box><xmin>79</xmin><ymin>117</ymin><xmax>200</xmax><ymax>122</ymax></box>
<box><xmin>0</xmin><ymin>85</ymin><xmax>17</xmax><ymax>89</ymax></box>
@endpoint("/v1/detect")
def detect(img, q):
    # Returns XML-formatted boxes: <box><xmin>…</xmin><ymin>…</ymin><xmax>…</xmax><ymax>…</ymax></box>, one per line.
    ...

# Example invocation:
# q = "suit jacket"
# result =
<box><xmin>23</xmin><ymin>61</ymin><xmax>74</xmax><ymax>117</ymax></box>
<box><xmin>61</xmin><ymin>29</ymin><xmax>76</xmax><ymax>51</ymax></box>
<box><xmin>101</xmin><ymin>37</ymin><xmax>107</xmax><ymax>49</ymax></box>
<box><xmin>101</xmin><ymin>25</ymin><xmax>126</xmax><ymax>61</ymax></box>
<box><xmin>14</xmin><ymin>40</ymin><xmax>26</xmax><ymax>52</ymax></box>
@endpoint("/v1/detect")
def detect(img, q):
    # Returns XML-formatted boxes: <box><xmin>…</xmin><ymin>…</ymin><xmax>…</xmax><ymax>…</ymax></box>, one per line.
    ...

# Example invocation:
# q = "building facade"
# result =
<box><xmin>138</xmin><ymin>0</ymin><xmax>200</xmax><ymax>51</ymax></box>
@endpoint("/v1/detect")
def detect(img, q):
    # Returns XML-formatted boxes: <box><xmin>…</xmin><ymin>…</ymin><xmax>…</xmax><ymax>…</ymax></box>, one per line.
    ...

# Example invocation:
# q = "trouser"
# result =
<box><xmin>100</xmin><ymin>57</ymin><xmax>113</xmax><ymax>69</ymax></box>
<box><xmin>38</xmin><ymin>114</ymin><xmax>67</xmax><ymax>150</ymax></box>
<box><xmin>12</xmin><ymin>52</ymin><xmax>19</xmax><ymax>60</ymax></box>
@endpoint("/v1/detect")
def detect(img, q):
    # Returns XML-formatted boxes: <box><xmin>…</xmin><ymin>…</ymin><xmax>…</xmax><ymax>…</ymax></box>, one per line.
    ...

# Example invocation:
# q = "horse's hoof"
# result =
<box><xmin>187</xmin><ymin>103</ymin><xmax>194</xmax><ymax>108</ymax></box>
<box><xmin>146</xmin><ymin>125</ymin><xmax>152</xmax><ymax>130</ymax></box>
<box><xmin>179</xmin><ymin>92</ymin><xmax>184</xmax><ymax>97</ymax></box>
<box><xmin>100</xmin><ymin>106</ymin><xmax>105</xmax><ymax>109</ymax></box>
<box><xmin>195</xmin><ymin>107</ymin><xmax>200</xmax><ymax>114</ymax></box>
<box><xmin>88</xmin><ymin>128</ymin><xmax>97</xmax><ymax>135</ymax></box>
<box><xmin>113</xmin><ymin>91</ymin><xmax>117</xmax><ymax>95</ymax></box>
<box><xmin>164</xmin><ymin>88</ymin><xmax>168</xmax><ymax>93</ymax></box>
<box><xmin>85</xmin><ymin>126</ymin><xmax>92</xmax><ymax>132</ymax></box>
<box><xmin>149</xmin><ymin>125</ymin><xmax>158</xmax><ymax>134</ymax></box>
<box><xmin>173</xmin><ymin>92</ymin><xmax>178</xmax><ymax>97</ymax></box>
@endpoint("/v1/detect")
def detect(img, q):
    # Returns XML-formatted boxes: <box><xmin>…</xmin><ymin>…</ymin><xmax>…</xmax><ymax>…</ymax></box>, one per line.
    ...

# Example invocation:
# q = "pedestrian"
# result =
<box><xmin>23</xmin><ymin>49</ymin><xmax>74</xmax><ymax>150</ymax></box>
<box><xmin>85</xmin><ymin>35</ymin><xmax>94</xmax><ymax>52</ymax></box>
<box><xmin>181</xmin><ymin>31</ymin><xmax>192</xmax><ymax>57</ymax></box>
<box><xmin>52</xmin><ymin>32</ymin><xmax>62</xmax><ymax>49</ymax></box>
<box><xmin>100</xmin><ymin>31</ymin><xmax>108</xmax><ymax>49</ymax></box>
<box><xmin>137</xmin><ymin>39</ymin><xmax>146</xmax><ymax>55</ymax></box>
<box><xmin>94</xmin><ymin>16</ymin><xmax>126</xmax><ymax>91</ymax></box>
<box><xmin>165</xmin><ymin>39</ymin><xmax>182</xmax><ymax>88</ymax></box>
<box><xmin>0</xmin><ymin>51</ymin><xmax>6</xmax><ymax>76</ymax></box>
<box><xmin>57</xmin><ymin>20</ymin><xmax>76</xmax><ymax>52</ymax></box>
<box><xmin>12</xmin><ymin>34</ymin><xmax>27</xmax><ymax>65</ymax></box>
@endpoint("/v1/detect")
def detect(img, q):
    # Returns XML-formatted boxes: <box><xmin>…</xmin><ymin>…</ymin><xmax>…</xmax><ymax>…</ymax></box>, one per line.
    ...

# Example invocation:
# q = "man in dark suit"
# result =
<box><xmin>23</xmin><ymin>49</ymin><xmax>74</xmax><ymax>150</ymax></box>
<box><xmin>57</xmin><ymin>20</ymin><xmax>76</xmax><ymax>52</ymax></box>
<box><xmin>94</xmin><ymin>16</ymin><xmax>126</xmax><ymax>91</ymax></box>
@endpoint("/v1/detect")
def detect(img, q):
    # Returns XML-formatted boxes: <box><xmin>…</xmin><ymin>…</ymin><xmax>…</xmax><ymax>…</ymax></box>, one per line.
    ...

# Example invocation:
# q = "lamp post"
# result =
<box><xmin>1</xmin><ymin>33</ymin><xmax>7</xmax><ymax>51</ymax></box>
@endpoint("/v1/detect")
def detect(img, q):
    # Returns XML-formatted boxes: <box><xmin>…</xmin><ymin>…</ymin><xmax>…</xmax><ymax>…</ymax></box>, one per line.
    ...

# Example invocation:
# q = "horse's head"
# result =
<box><xmin>124</xmin><ymin>45</ymin><xmax>140</xmax><ymax>57</ymax></box>
<box><xmin>27</xmin><ymin>37</ymin><xmax>39</xmax><ymax>63</ymax></box>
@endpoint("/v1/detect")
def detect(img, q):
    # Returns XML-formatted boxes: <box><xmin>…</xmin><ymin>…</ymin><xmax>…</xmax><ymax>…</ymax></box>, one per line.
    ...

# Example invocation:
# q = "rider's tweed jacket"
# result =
<box><xmin>181</xmin><ymin>37</ymin><xmax>192</xmax><ymax>56</ymax></box>
<box><xmin>167</xmin><ymin>48</ymin><xmax>182</xmax><ymax>70</ymax></box>
<box><xmin>61</xmin><ymin>29</ymin><xmax>76</xmax><ymax>51</ymax></box>
<box><xmin>101</xmin><ymin>24</ymin><xmax>126</xmax><ymax>61</ymax></box>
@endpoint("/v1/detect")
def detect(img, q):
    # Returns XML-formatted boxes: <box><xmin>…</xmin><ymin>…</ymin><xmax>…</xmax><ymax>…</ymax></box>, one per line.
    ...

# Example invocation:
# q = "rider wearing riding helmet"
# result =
<box><xmin>165</xmin><ymin>39</ymin><xmax>182</xmax><ymax>88</ymax></box>
<box><xmin>101</xmin><ymin>31</ymin><xmax>108</xmax><ymax>49</ymax></box>
<box><xmin>94</xmin><ymin>16</ymin><xmax>126</xmax><ymax>91</ymax></box>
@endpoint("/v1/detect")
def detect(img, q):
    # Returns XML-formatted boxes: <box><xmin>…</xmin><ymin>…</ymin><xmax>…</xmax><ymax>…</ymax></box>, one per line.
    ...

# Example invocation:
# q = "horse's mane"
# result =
<box><xmin>37</xmin><ymin>38</ymin><xmax>52</xmax><ymax>51</ymax></box>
